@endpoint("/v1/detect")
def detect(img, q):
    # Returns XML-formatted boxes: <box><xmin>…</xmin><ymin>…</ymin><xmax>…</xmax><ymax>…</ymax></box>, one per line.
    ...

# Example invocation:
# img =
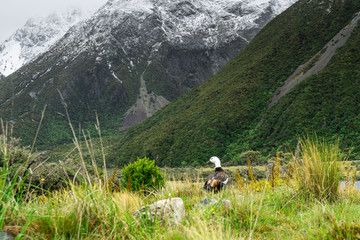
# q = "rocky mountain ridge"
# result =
<box><xmin>0</xmin><ymin>0</ymin><xmax>296</xmax><ymax>146</ymax></box>
<box><xmin>106</xmin><ymin>0</ymin><xmax>360</xmax><ymax>167</ymax></box>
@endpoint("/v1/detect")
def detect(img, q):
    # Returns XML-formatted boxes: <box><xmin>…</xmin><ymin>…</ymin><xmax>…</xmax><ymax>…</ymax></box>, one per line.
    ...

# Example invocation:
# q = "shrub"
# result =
<box><xmin>235</xmin><ymin>167</ymin><xmax>266</xmax><ymax>180</ymax></box>
<box><xmin>230</xmin><ymin>150</ymin><xmax>265</xmax><ymax>166</ymax></box>
<box><xmin>0</xmin><ymin>135</ymin><xmax>101</xmax><ymax>193</ymax></box>
<box><xmin>0</xmin><ymin>135</ymin><xmax>36</xmax><ymax>196</ymax></box>
<box><xmin>121</xmin><ymin>157</ymin><xmax>165</xmax><ymax>193</ymax></box>
<box><xmin>267</xmin><ymin>151</ymin><xmax>292</xmax><ymax>165</ymax></box>
<box><xmin>295</xmin><ymin>136</ymin><xmax>343</xmax><ymax>202</ymax></box>
<box><xmin>0</xmin><ymin>136</ymin><xmax>31</xmax><ymax>168</ymax></box>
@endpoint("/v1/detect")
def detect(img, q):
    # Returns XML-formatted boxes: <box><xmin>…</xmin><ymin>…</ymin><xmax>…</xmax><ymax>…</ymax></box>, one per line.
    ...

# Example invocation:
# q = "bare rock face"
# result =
<box><xmin>133</xmin><ymin>197</ymin><xmax>185</xmax><ymax>226</ymax></box>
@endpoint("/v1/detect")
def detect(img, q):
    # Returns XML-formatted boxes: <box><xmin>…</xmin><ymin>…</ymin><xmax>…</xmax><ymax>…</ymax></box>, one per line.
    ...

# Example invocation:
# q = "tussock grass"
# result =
<box><xmin>1</xmin><ymin>110</ymin><xmax>47</xmax><ymax>239</ymax></box>
<box><xmin>295</xmin><ymin>136</ymin><xmax>344</xmax><ymax>202</ymax></box>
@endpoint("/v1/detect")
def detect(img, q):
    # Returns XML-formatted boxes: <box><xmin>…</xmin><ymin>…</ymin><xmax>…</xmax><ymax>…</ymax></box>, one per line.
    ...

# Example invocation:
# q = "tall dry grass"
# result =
<box><xmin>295</xmin><ymin>136</ymin><xmax>344</xmax><ymax>202</ymax></box>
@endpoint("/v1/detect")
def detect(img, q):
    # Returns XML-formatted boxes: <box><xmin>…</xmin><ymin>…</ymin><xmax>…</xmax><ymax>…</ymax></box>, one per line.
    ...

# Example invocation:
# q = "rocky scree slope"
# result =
<box><xmin>107</xmin><ymin>0</ymin><xmax>360</xmax><ymax>167</ymax></box>
<box><xmin>0</xmin><ymin>0</ymin><xmax>296</xmax><ymax>146</ymax></box>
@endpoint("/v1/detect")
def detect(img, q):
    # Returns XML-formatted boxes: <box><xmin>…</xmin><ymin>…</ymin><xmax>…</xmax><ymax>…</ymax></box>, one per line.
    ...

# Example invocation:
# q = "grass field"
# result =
<box><xmin>3</xmin><ymin>175</ymin><xmax>360</xmax><ymax>239</ymax></box>
<box><xmin>2</xmin><ymin>119</ymin><xmax>360</xmax><ymax>239</ymax></box>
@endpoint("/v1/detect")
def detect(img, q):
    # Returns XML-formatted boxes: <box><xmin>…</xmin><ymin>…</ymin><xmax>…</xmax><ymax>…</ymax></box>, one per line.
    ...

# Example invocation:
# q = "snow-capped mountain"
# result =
<box><xmin>0</xmin><ymin>0</ymin><xmax>297</xmax><ymax>146</ymax></box>
<box><xmin>54</xmin><ymin>0</ymin><xmax>297</xmax><ymax>68</ymax></box>
<box><xmin>0</xmin><ymin>8</ymin><xmax>83</xmax><ymax>77</ymax></box>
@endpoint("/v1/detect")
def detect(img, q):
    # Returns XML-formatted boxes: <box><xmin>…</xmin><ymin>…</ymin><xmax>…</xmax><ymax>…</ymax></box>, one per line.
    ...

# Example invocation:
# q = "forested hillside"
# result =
<box><xmin>109</xmin><ymin>0</ymin><xmax>360</xmax><ymax>166</ymax></box>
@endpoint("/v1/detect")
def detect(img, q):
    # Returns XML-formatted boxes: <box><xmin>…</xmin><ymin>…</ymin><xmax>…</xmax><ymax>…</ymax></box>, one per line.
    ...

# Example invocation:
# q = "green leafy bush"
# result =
<box><xmin>121</xmin><ymin>157</ymin><xmax>165</xmax><ymax>193</ymax></box>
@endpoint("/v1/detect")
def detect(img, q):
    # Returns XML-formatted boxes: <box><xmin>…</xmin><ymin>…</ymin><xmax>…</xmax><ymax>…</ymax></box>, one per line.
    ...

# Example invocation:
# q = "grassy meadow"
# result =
<box><xmin>2</xmin><ymin>124</ymin><xmax>360</xmax><ymax>239</ymax></box>
<box><xmin>3</xmin><ymin>171</ymin><xmax>360</xmax><ymax>239</ymax></box>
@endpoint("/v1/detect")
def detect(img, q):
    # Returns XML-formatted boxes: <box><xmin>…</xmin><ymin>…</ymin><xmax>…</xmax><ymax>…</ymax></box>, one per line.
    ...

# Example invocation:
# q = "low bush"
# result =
<box><xmin>1</xmin><ymin>135</ymin><xmax>102</xmax><ymax>193</ymax></box>
<box><xmin>121</xmin><ymin>157</ymin><xmax>165</xmax><ymax>193</ymax></box>
<box><xmin>230</xmin><ymin>150</ymin><xmax>265</xmax><ymax>166</ymax></box>
<box><xmin>0</xmin><ymin>136</ymin><xmax>31</xmax><ymax>168</ymax></box>
<box><xmin>267</xmin><ymin>151</ymin><xmax>292</xmax><ymax>165</ymax></box>
<box><xmin>235</xmin><ymin>167</ymin><xmax>267</xmax><ymax>181</ymax></box>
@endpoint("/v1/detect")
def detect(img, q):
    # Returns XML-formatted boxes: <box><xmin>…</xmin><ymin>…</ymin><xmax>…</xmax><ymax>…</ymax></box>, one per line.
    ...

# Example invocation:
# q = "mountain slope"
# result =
<box><xmin>0</xmin><ymin>0</ymin><xmax>296</xmax><ymax>146</ymax></box>
<box><xmin>0</xmin><ymin>9</ymin><xmax>83</xmax><ymax>77</ymax></box>
<box><xmin>108</xmin><ymin>0</ymin><xmax>360</xmax><ymax>167</ymax></box>
<box><xmin>252</xmin><ymin>12</ymin><xmax>360</xmax><ymax>157</ymax></box>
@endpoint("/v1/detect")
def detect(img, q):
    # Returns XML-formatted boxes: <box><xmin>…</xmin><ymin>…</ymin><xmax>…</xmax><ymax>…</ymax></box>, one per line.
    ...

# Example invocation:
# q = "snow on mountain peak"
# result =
<box><xmin>61</xmin><ymin>0</ymin><xmax>297</xmax><ymax>55</ymax></box>
<box><xmin>0</xmin><ymin>8</ymin><xmax>84</xmax><ymax>77</ymax></box>
<box><xmin>0</xmin><ymin>0</ymin><xmax>297</xmax><ymax>78</ymax></box>
<box><xmin>151</xmin><ymin>0</ymin><xmax>297</xmax><ymax>48</ymax></box>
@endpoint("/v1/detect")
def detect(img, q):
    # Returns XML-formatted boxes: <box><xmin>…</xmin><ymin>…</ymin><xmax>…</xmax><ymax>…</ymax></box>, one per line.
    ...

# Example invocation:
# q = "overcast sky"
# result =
<box><xmin>0</xmin><ymin>0</ymin><xmax>108</xmax><ymax>42</ymax></box>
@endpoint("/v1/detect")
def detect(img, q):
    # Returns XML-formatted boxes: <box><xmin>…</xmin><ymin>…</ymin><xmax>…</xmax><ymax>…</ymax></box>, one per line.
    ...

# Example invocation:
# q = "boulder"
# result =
<box><xmin>133</xmin><ymin>197</ymin><xmax>185</xmax><ymax>226</ymax></box>
<box><xmin>195</xmin><ymin>197</ymin><xmax>231</xmax><ymax>209</ymax></box>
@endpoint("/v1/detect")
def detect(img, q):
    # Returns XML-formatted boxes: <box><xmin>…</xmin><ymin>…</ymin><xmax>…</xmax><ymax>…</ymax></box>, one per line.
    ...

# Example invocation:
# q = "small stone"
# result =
<box><xmin>195</xmin><ymin>197</ymin><xmax>231</xmax><ymax>209</ymax></box>
<box><xmin>221</xmin><ymin>199</ymin><xmax>231</xmax><ymax>208</ymax></box>
<box><xmin>0</xmin><ymin>232</ymin><xmax>15</xmax><ymax>240</ymax></box>
<box><xmin>198</xmin><ymin>197</ymin><xmax>218</xmax><ymax>207</ymax></box>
